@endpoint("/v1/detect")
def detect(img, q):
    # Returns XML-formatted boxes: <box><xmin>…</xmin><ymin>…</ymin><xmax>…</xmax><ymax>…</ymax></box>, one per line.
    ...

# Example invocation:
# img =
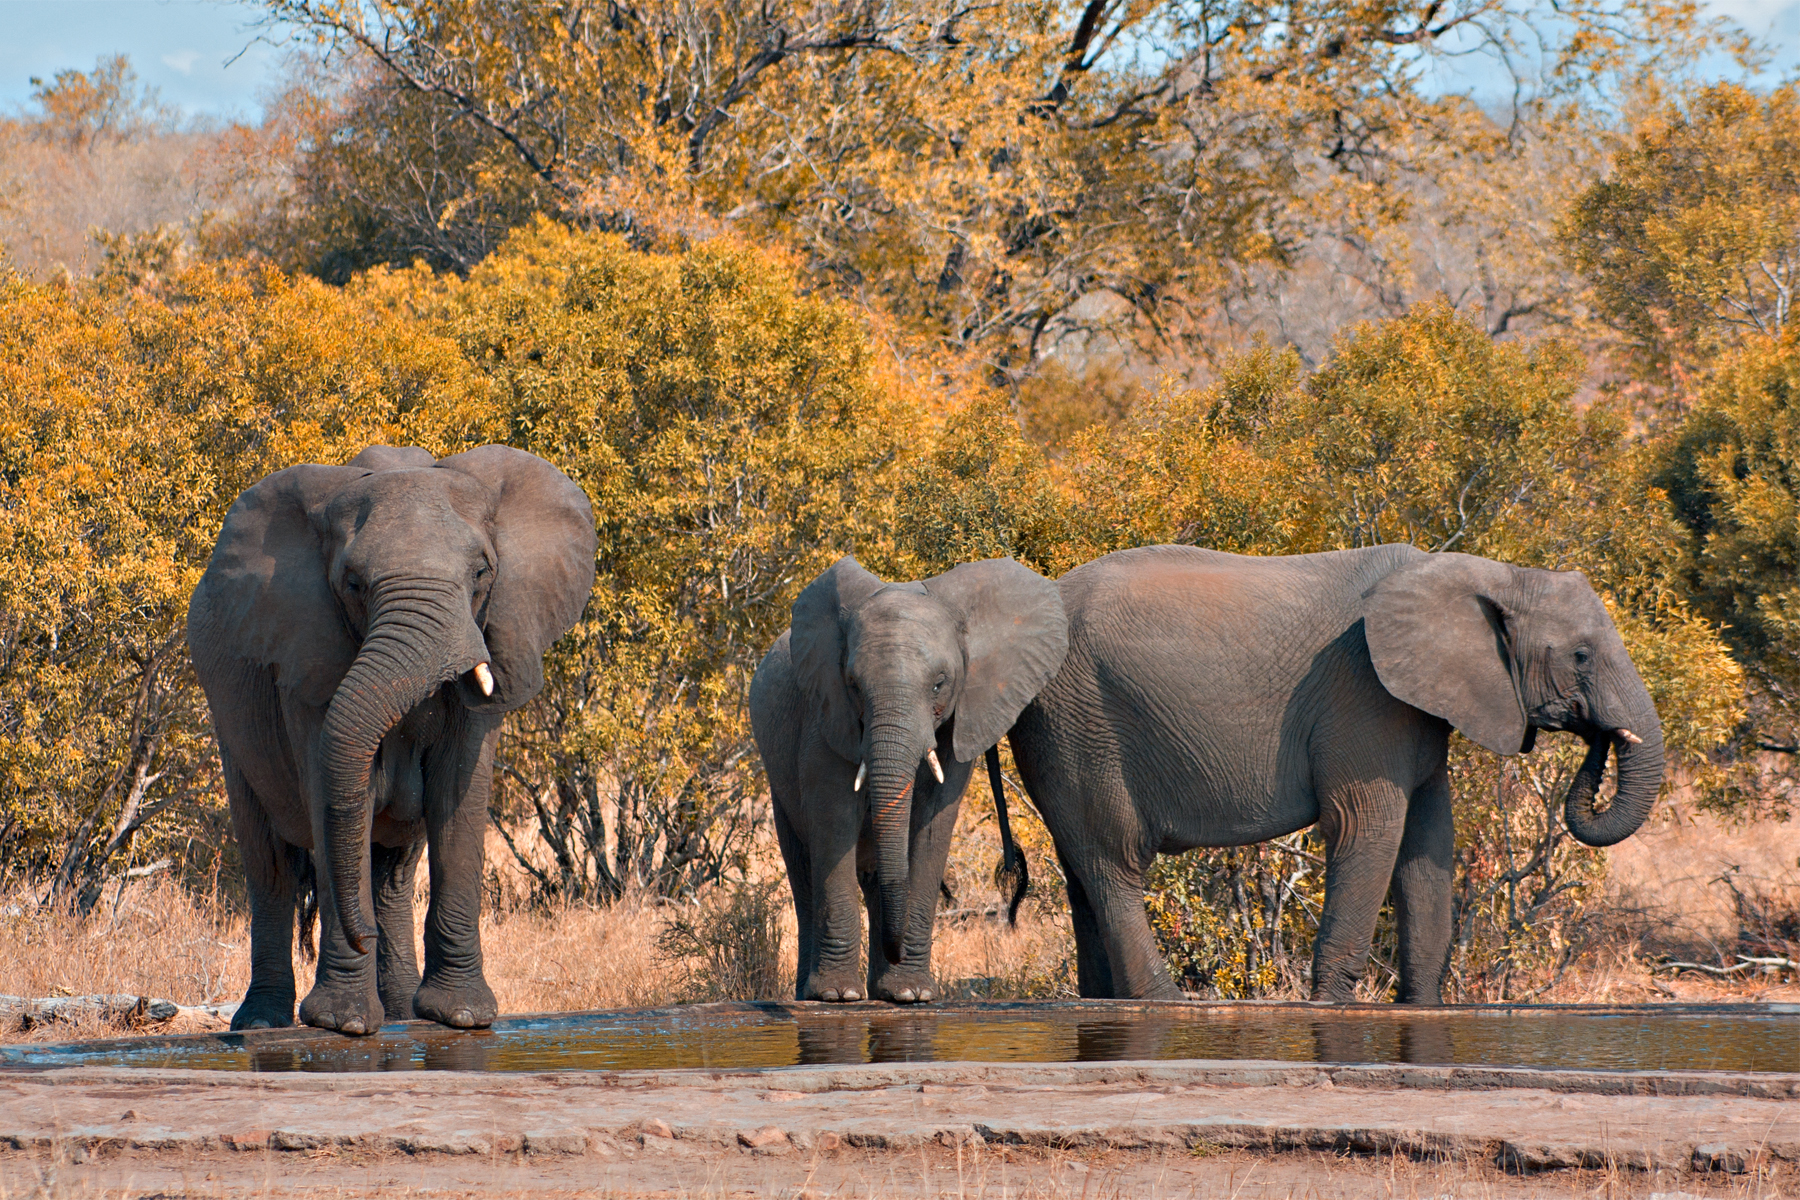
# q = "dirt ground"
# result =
<box><xmin>3</xmin><ymin>1141</ymin><xmax>1796</xmax><ymax>1199</ymax></box>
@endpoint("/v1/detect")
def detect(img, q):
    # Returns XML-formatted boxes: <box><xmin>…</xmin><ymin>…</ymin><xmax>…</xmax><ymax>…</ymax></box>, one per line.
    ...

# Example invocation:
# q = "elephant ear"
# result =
<box><xmin>189</xmin><ymin>464</ymin><xmax>373</xmax><ymax>708</ymax></box>
<box><xmin>790</xmin><ymin>556</ymin><xmax>889</xmax><ymax>761</ymax></box>
<box><xmin>1363</xmin><ymin>552</ymin><xmax>1528</xmax><ymax>755</ymax></box>
<box><xmin>436</xmin><ymin>445</ymin><xmax>597</xmax><ymax>713</ymax></box>
<box><xmin>925</xmin><ymin>558</ymin><xmax>1068</xmax><ymax>763</ymax></box>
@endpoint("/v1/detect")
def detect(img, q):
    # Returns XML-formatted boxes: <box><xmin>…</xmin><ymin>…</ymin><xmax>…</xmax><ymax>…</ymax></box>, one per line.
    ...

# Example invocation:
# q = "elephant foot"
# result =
<box><xmin>871</xmin><ymin>969</ymin><xmax>937</xmax><ymax>1004</ymax></box>
<box><xmin>414</xmin><ymin>976</ymin><xmax>497</xmax><ymax>1029</ymax></box>
<box><xmin>230</xmin><ymin>989</ymin><xmax>295</xmax><ymax>1031</ymax></box>
<box><xmin>801</xmin><ymin>970</ymin><xmax>864</xmax><ymax>1003</ymax></box>
<box><xmin>300</xmin><ymin>982</ymin><xmax>383</xmax><ymax>1037</ymax></box>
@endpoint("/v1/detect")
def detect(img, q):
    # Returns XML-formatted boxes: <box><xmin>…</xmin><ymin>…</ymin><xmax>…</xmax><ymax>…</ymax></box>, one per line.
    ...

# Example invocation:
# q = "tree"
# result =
<box><xmin>1564</xmin><ymin>82</ymin><xmax>1800</xmax><ymax>380</ymax></box>
<box><xmin>417</xmin><ymin>220</ymin><xmax>926</xmax><ymax>899</ymax></box>
<box><xmin>255</xmin><ymin>0</ymin><xmax>1744</xmax><ymax>386</ymax></box>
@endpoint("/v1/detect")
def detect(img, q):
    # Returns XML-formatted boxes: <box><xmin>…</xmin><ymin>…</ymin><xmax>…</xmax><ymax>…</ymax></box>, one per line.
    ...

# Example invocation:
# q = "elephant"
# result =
<box><xmin>187</xmin><ymin>444</ymin><xmax>595</xmax><ymax>1035</ymax></box>
<box><xmin>749</xmin><ymin>556</ymin><xmax>1066</xmax><ymax>1004</ymax></box>
<box><xmin>1002</xmin><ymin>543</ymin><xmax>1664</xmax><ymax>1005</ymax></box>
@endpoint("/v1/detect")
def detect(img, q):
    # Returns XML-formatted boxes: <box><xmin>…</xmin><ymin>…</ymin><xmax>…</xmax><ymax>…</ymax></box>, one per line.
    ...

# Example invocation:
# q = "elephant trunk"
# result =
<box><xmin>320</xmin><ymin>588</ymin><xmax>485</xmax><ymax>954</ymax></box>
<box><xmin>1563</xmin><ymin>693</ymin><xmax>1664</xmax><ymax>848</ymax></box>
<box><xmin>864</xmin><ymin>718</ymin><xmax>919</xmax><ymax>966</ymax></box>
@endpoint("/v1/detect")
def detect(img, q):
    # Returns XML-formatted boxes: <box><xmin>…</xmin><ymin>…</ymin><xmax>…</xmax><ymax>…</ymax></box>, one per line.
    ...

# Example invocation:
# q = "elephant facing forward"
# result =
<box><xmin>750</xmin><ymin>556</ymin><xmax>1065</xmax><ymax>1003</ymax></box>
<box><xmin>188</xmin><ymin>445</ymin><xmax>595</xmax><ymax>1034</ymax></box>
<box><xmin>1006</xmin><ymin>544</ymin><xmax>1663</xmax><ymax>1004</ymax></box>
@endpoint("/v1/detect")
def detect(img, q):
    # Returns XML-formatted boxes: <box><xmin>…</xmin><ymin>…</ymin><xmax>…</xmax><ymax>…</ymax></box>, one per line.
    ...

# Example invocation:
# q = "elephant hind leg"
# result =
<box><xmin>1059</xmin><ymin>847</ymin><xmax>1115</xmax><ymax>998</ymax></box>
<box><xmin>1391</xmin><ymin>770</ymin><xmax>1454</xmax><ymax>1005</ymax></box>
<box><xmin>1310</xmin><ymin>779</ymin><xmax>1409</xmax><ymax>1003</ymax></box>
<box><xmin>226</xmin><ymin>760</ymin><xmax>299</xmax><ymax>1031</ymax></box>
<box><xmin>372</xmin><ymin>839</ymin><xmax>425</xmax><ymax>1022</ymax></box>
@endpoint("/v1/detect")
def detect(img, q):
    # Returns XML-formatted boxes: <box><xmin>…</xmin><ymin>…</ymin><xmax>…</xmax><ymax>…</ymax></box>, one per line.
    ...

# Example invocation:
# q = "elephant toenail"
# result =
<box><xmin>248</xmin><ymin>1019</ymin><xmax>271</xmax><ymax>1029</ymax></box>
<box><xmin>449</xmin><ymin>1008</ymin><xmax>475</xmax><ymax>1028</ymax></box>
<box><xmin>843</xmin><ymin>989</ymin><xmax>862</xmax><ymax>1001</ymax></box>
<box><xmin>919</xmin><ymin>989</ymin><xmax>934</xmax><ymax>1002</ymax></box>
<box><xmin>896</xmin><ymin>988</ymin><xmax>916</xmax><ymax>1002</ymax></box>
<box><xmin>341</xmin><ymin>1017</ymin><xmax>365</xmax><ymax>1035</ymax></box>
<box><xmin>821</xmin><ymin>989</ymin><xmax>840</xmax><ymax>1002</ymax></box>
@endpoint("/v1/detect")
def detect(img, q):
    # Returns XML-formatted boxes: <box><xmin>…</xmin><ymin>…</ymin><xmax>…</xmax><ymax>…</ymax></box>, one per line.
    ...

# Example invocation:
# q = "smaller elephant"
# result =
<box><xmin>750</xmin><ymin>556</ymin><xmax>1066</xmax><ymax>1003</ymax></box>
<box><xmin>188</xmin><ymin>445</ymin><xmax>595</xmax><ymax>1035</ymax></box>
<box><xmin>1007</xmin><ymin>544</ymin><xmax>1663</xmax><ymax>1004</ymax></box>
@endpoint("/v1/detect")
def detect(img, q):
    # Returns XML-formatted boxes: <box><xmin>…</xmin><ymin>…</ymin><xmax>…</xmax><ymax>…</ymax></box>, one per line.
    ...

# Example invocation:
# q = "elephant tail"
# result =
<box><xmin>986</xmin><ymin>745</ymin><xmax>1030</xmax><ymax>926</ymax></box>
<box><xmin>290</xmin><ymin>845</ymin><xmax>319</xmax><ymax>963</ymax></box>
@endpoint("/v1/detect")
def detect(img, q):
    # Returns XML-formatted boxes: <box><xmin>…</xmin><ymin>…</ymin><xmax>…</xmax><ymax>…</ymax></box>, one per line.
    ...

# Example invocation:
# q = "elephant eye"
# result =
<box><xmin>1573</xmin><ymin>646</ymin><xmax>1592</xmax><ymax>666</ymax></box>
<box><xmin>476</xmin><ymin>564</ymin><xmax>492</xmax><ymax>582</ymax></box>
<box><xmin>344</xmin><ymin>572</ymin><xmax>363</xmax><ymax>594</ymax></box>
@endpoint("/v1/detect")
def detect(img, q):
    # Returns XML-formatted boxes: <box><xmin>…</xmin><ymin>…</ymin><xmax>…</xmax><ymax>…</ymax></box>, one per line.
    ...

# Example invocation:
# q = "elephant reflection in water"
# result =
<box><xmin>1309</xmin><ymin>1015</ymin><xmax>1454</xmax><ymax>1065</ymax></box>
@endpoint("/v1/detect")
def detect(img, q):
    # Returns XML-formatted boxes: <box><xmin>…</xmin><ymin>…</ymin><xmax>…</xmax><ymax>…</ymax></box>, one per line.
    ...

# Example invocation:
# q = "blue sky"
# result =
<box><xmin>0</xmin><ymin>0</ymin><xmax>1794</xmax><ymax>125</ymax></box>
<box><xmin>0</xmin><ymin>1</ymin><xmax>290</xmax><ymax>122</ymax></box>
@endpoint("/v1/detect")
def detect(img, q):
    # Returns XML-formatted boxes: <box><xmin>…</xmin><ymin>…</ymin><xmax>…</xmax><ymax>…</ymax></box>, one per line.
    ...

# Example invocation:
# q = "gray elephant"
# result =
<box><xmin>1005</xmin><ymin>544</ymin><xmax>1663</xmax><ymax>1004</ymax></box>
<box><xmin>750</xmin><ymin>556</ymin><xmax>1066</xmax><ymax>1003</ymax></box>
<box><xmin>187</xmin><ymin>445</ymin><xmax>595</xmax><ymax>1035</ymax></box>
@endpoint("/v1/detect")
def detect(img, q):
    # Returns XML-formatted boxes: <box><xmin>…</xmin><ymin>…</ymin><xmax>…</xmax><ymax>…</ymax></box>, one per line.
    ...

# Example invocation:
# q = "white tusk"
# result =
<box><xmin>473</xmin><ymin>662</ymin><xmax>495</xmax><ymax>696</ymax></box>
<box><xmin>854</xmin><ymin>761</ymin><xmax>866</xmax><ymax>792</ymax></box>
<box><xmin>1615</xmin><ymin>728</ymin><xmax>1643</xmax><ymax>745</ymax></box>
<box><xmin>927</xmin><ymin>748</ymin><xmax>945</xmax><ymax>784</ymax></box>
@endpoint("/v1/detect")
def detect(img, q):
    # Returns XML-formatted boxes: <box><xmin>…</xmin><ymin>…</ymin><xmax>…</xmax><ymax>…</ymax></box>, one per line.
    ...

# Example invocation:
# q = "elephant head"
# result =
<box><xmin>789</xmin><ymin>556</ymin><xmax>1066</xmax><ymax>964</ymax></box>
<box><xmin>194</xmin><ymin>445</ymin><xmax>596</xmax><ymax>953</ymax></box>
<box><xmin>1364</xmin><ymin>552</ymin><xmax>1664</xmax><ymax>847</ymax></box>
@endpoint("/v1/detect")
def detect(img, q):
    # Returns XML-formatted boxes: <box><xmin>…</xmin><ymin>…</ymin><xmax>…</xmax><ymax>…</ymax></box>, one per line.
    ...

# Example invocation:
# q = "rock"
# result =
<box><xmin>739</xmin><ymin>1126</ymin><xmax>791</xmax><ymax>1154</ymax></box>
<box><xmin>641</xmin><ymin>1118</ymin><xmax>674</xmax><ymax>1141</ymax></box>
<box><xmin>1693</xmin><ymin>1143</ymin><xmax>1749</xmax><ymax>1173</ymax></box>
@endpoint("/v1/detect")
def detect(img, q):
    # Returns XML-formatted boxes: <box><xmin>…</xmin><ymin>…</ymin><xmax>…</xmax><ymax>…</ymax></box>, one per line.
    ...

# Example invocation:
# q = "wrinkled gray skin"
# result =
<box><xmin>1008</xmin><ymin>544</ymin><xmax>1664</xmax><ymax>1004</ymax></box>
<box><xmin>750</xmin><ymin>557</ymin><xmax>1066</xmax><ymax>1003</ymax></box>
<box><xmin>187</xmin><ymin>445</ymin><xmax>595</xmax><ymax>1036</ymax></box>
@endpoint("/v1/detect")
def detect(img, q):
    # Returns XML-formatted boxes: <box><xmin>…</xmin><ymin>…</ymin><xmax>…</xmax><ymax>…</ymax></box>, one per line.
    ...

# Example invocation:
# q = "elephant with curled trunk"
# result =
<box><xmin>750</xmin><ymin>556</ymin><xmax>1066</xmax><ymax>1003</ymax></box>
<box><xmin>187</xmin><ymin>445</ymin><xmax>595</xmax><ymax>1035</ymax></box>
<box><xmin>1005</xmin><ymin>544</ymin><xmax>1663</xmax><ymax>1004</ymax></box>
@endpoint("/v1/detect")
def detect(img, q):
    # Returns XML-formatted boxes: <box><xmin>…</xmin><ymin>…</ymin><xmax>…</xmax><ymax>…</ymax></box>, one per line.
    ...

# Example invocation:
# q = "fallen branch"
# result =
<box><xmin>0</xmin><ymin>994</ymin><xmax>240</xmax><ymax>1029</ymax></box>
<box><xmin>1651</xmin><ymin>955</ymin><xmax>1796</xmax><ymax>977</ymax></box>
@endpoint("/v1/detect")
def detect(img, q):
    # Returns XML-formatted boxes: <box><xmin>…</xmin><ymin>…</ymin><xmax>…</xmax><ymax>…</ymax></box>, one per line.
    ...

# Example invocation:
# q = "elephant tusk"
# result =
<box><xmin>926</xmin><ymin>748</ymin><xmax>945</xmax><ymax>784</ymax></box>
<box><xmin>1615</xmin><ymin>728</ymin><xmax>1643</xmax><ymax>745</ymax></box>
<box><xmin>854</xmin><ymin>761</ymin><xmax>866</xmax><ymax>792</ymax></box>
<box><xmin>473</xmin><ymin>662</ymin><xmax>495</xmax><ymax>696</ymax></box>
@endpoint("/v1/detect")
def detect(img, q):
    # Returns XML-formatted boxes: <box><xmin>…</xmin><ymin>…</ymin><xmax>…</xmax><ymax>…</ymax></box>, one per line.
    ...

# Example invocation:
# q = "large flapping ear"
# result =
<box><xmin>789</xmin><ymin>556</ymin><xmax>889</xmax><ymax>761</ymax></box>
<box><xmin>1363</xmin><ymin>552</ymin><xmax>1529</xmax><ymax>755</ymax></box>
<box><xmin>189</xmin><ymin>464</ymin><xmax>374</xmax><ymax>708</ymax></box>
<box><xmin>925</xmin><ymin>558</ymin><xmax>1068</xmax><ymax>763</ymax></box>
<box><xmin>436</xmin><ymin>445</ymin><xmax>597</xmax><ymax>712</ymax></box>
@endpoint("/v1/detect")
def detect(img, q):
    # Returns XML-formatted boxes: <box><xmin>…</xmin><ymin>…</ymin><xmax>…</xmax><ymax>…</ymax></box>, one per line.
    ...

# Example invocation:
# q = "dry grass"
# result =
<box><xmin>5</xmin><ymin>800</ymin><xmax>1800</xmax><ymax>1045</ymax></box>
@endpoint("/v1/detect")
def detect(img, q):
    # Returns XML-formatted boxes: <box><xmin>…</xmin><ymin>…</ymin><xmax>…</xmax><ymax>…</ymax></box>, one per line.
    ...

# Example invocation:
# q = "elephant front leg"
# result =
<box><xmin>1390</xmin><ymin>771</ymin><xmax>1454</xmax><ymax>1005</ymax></box>
<box><xmin>771</xmin><ymin>798</ymin><xmax>820</xmax><ymax>1002</ymax></box>
<box><xmin>298</xmin><ymin>821</ymin><xmax>384</xmax><ymax>1036</ymax></box>
<box><xmin>372</xmin><ymin>838</ymin><xmax>425</xmax><ymax>1022</ymax></box>
<box><xmin>864</xmin><ymin>759</ymin><xmax>967</xmax><ymax>1004</ymax></box>
<box><xmin>1310</xmin><ymin>780</ymin><xmax>1409</xmax><ymax>1003</ymax></box>
<box><xmin>414</xmin><ymin>719</ymin><xmax>499</xmax><ymax>1029</ymax></box>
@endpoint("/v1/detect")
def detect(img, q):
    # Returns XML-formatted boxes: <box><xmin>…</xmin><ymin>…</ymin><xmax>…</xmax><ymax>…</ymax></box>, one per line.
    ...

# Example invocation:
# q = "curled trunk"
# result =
<box><xmin>864</xmin><ymin>721</ymin><xmax>917</xmax><ymax>966</ymax></box>
<box><xmin>320</xmin><ymin>603</ymin><xmax>462</xmax><ymax>954</ymax></box>
<box><xmin>1563</xmin><ymin>717</ymin><xmax>1664</xmax><ymax>848</ymax></box>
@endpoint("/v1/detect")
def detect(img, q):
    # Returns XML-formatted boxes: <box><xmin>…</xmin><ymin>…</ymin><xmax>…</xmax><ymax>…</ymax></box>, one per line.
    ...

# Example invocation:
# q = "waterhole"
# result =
<box><xmin>4</xmin><ymin>1000</ymin><xmax>1796</xmax><ymax>1075</ymax></box>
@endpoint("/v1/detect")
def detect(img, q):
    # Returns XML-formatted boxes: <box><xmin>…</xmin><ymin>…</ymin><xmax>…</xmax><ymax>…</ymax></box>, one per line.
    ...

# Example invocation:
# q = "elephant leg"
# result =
<box><xmin>1391</xmin><ymin>769</ymin><xmax>1454</xmax><ymax>1005</ymax></box>
<box><xmin>1310</xmin><ymin>779</ymin><xmax>1409</xmax><ymax>1003</ymax></box>
<box><xmin>800</xmin><ymin>760</ymin><xmax>868</xmax><ymax>1003</ymax></box>
<box><xmin>866</xmin><ymin>765</ymin><xmax>966</xmax><ymax>1004</ymax></box>
<box><xmin>298</xmin><ymin>801</ymin><xmax>383</xmax><ymax>1036</ymax></box>
<box><xmin>771</xmin><ymin>797</ymin><xmax>818</xmax><ymax>1003</ymax></box>
<box><xmin>372</xmin><ymin>839</ymin><xmax>425</xmax><ymax>1022</ymax></box>
<box><xmin>226</xmin><ymin>760</ymin><xmax>299</xmax><ymax>1031</ymax></box>
<box><xmin>414</xmin><ymin>718</ymin><xmax>500</xmax><ymax>1030</ymax></box>
<box><xmin>1081</xmin><ymin>861</ymin><xmax>1180</xmax><ymax>1001</ymax></box>
<box><xmin>1057</xmin><ymin>846</ymin><xmax>1115</xmax><ymax>999</ymax></box>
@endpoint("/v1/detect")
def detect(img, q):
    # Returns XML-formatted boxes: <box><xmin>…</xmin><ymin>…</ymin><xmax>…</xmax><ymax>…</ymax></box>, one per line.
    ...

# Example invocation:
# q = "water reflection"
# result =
<box><xmin>4</xmin><ymin>1001</ymin><xmax>1796</xmax><ymax>1076</ymax></box>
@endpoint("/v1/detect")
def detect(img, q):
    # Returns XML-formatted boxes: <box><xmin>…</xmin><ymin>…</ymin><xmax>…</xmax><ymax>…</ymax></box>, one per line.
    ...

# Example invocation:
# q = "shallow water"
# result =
<box><xmin>5</xmin><ymin>1000</ymin><xmax>1797</xmax><ymax>1075</ymax></box>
